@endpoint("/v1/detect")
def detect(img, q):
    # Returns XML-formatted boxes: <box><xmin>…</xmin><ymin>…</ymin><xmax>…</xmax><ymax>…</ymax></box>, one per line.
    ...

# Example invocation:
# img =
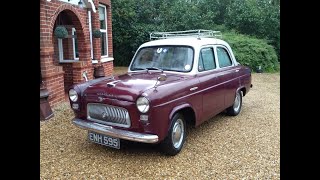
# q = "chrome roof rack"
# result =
<box><xmin>149</xmin><ymin>29</ymin><xmax>222</xmax><ymax>40</ymax></box>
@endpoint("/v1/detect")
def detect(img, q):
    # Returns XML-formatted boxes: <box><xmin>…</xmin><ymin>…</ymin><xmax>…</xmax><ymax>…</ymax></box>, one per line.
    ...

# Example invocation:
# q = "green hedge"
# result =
<box><xmin>223</xmin><ymin>32</ymin><xmax>279</xmax><ymax>72</ymax></box>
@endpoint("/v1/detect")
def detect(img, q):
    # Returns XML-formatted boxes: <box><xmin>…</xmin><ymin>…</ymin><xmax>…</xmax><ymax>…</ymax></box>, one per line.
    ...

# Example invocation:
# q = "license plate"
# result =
<box><xmin>88</xmin><ymin>131</ymin><xmax>120</xmax><ymax>149</ymax></box>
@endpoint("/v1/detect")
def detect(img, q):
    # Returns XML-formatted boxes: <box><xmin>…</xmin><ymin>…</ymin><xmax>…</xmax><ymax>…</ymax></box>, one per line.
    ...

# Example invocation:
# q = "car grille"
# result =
<box><xmin>87</xmin><ymin>103</ymin><xmax>131</xmax><ymax>128</ymax></box>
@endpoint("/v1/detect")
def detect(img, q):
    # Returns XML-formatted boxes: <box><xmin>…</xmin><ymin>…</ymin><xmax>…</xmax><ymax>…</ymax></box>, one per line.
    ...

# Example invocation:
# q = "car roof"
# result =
<box><xmin>140</xmin><ymin>37</ymin><xmax>229</xmax><ymax>48</ymax></box>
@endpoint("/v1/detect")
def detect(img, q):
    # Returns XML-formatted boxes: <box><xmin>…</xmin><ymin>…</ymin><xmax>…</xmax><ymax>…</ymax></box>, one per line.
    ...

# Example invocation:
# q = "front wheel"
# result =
<box><xmin>226</xmin><ymin>90</ymin><xmax>242</xmax><ymax>116</ymax></box>
<box><xmin>160</xmin><ymin>113</ymin><xmax>186</xmax><ymax>156</ymax></box>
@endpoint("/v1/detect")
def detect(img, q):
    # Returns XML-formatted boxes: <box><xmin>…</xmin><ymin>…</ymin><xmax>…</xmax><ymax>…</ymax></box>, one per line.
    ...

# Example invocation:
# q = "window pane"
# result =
<box><xmin>101</xmin><ymin>32</ymin><xmax>107</xmax><ymax>56</ymax></box>
<box><xmin>217</xmin><ymin>47</ymin><xmax>232</xmax><ymax>68</ymax></box>
<box><xmin>74</xmin><ymin>31</ymin><xmax>79</xmax><ymax>58</ymax></box>
<box><xmin>200</xmin><ymin>48</ymin><xmax>216</xmax><ymax>71</ymax></box>
<box><xmin>99</xmin><ymin>6</ymin><xmax>106</xmax><ymax>29</ymax></box>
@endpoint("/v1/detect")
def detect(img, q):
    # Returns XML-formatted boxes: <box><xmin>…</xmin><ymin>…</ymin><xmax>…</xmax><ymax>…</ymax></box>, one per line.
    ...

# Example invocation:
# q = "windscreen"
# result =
<box><xmin>130</xmin><ymin>46</ymin><xmax>194</xmax><ymax>72</ymax></box>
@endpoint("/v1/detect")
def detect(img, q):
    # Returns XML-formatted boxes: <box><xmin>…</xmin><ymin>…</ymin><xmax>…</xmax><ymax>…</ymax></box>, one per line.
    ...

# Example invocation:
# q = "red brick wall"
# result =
<box><xmin>62</xmin><ymin>63</ymin><xmax>73</xmax><ymax>91</ymax></box>
<box><xmin>40</xmin><ymin>0</ymin><xmax>114</xmax><ymax>107</ymax></box>
<box><xmin>45</xmin><ymin>73</ymin><xmax>65</xmax><ymax>107</ymax></box>
<box><xmin>103</xmin><ymin>61</ymin><xmax>114</xmax><ymax>76</ymax></box>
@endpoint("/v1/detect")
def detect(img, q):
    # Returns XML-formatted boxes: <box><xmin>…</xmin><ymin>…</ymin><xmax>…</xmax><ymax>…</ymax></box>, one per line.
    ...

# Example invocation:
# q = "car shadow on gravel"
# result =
<box><xmin>88</xmin><ymin>140</ymin><xmax>163</xmax><ymax>156</ymax></box>
<box><xmin>86</xmin><ymin>112</ymin><xmax>229</xmax><ymax>156</ymax></box>
<box><xmin>189</xmin><ymin>113</ymin><xmax>228</xmax><ymax>132</ymax></box>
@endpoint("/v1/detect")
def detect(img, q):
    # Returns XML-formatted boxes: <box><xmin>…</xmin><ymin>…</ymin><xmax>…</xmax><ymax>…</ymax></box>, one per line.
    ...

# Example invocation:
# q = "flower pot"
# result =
<box><xmin>40</xmin><ymin>88</ymin><xmax>54</xmax><ymax>120</ymax></box>
<box><xmin>94</xmin><ymin>66</ymin><xmax>105</xmax><ymax>78</ymax></box>
<box><xmin>54</xmin><ymin>26</ymin><xmax>68</xmax><ymax>39</ymax></box>
<box><xmin>92</xmin><ymin>29</ymin><xmax>102</xmax><ymax>38</ymax></box>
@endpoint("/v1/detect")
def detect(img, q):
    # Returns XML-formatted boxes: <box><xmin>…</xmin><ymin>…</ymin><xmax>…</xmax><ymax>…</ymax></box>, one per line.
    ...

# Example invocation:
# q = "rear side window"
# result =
<box><xmin>198</xmin><ymin>48</ymin><xmax>216</xmax><ymax>72</ymax></box>
<box><xmin>217</xmin><ymin>47</ymin><xmax>232</xmax><ymax>68</ymax></box>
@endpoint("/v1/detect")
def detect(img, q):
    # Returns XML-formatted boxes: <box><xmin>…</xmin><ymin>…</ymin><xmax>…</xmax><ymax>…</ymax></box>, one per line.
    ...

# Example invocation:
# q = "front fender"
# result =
<box><xmin>167</xmin><ymin>103</ymin><xmax>193</xmax><ymax>133</ymax></box>
<box><xmin>236</xmin><ymin>85</ymin><xmax>246</xmax><ymax>96</ymax></box>
<box><xmin>169</xmin><ymin>103</ymin><xmax>192</xmax><ymax>120</ymax></box>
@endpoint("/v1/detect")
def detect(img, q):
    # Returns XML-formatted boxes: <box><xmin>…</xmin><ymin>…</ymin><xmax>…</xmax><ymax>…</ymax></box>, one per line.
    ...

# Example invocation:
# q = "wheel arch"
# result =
<box><xmin>237</xmin><ymin>86</ymin><xmax>247</xmax><ymax>96</ymax></box>
<box><xmin>167</xmin><ymin>103</ymin><xmax>196</xmax><ymax>133</ymax></box>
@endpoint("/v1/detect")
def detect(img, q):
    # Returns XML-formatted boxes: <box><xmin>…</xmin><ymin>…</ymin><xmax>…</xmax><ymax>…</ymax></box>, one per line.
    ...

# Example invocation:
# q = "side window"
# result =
<box><xmin>198</xmin><ymin>48</ymin><xmax>216</xmax><ymax>72</ymax></box>
<box><xmin>217</xmin><ymin>47</ymin><xmax>232</xmax><ymax>68</ymax></box>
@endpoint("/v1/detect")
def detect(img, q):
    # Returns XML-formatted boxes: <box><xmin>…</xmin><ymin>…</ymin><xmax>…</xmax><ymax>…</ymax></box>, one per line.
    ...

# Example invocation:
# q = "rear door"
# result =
<box><xmin>215</xmin><ymin>46</ymin><xmax>240</xmax><ymax>108</ymax></box>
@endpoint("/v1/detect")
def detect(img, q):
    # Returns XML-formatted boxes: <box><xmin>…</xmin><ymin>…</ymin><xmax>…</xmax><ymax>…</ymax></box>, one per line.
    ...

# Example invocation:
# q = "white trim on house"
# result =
<box><xmin>99</xmin><ymin>4</ymin><xmax>108</xmax><ymax>58</ymax></box>
<box><xmin>57</xmin><ymin>0</ymin><xmax>85</xmax><ymax>6</ymax></box>
<box><xmin>88</xmin><ymin>10</ymin><xmax>93</xmax><ymax>60</ymax></box>
<box><xmin>72</xmin><ymin>28</ymin><xmax>79</xmax><ymax>60</ymax></box>
<box><xmin>85</xmin><ymin>0</ymin><xmax>97</xmax><ymax>13</ymax></box>
<box><xmin>92</xmin><ymin>60</ymin><xmax>99</xmax><ymax>64</ymax></box>
<box><xmin>101</xmin><ymin>57</ymin><xmax>114</xmax><ymax>63</ymax></box>
<box><xmin>59</xmin><ymin>60</ymin><xmax>81</xmax><ymax>63</ymax></box>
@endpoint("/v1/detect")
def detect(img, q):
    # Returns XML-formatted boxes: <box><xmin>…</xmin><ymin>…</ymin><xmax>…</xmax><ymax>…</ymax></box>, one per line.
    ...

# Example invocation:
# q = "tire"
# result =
<box><xmin>226</xmin><ymin>90</ymin><xmax>242</xmax><ymax>116</ymax></box>
<box><xmin>160</xmin><ymin>113</ymin><xmax>186</xmax><ymax>156</ymax></box>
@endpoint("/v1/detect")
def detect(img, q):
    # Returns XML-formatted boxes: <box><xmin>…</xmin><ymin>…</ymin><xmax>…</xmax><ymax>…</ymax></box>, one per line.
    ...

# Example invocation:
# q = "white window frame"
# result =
<box><xmin>99</xmin><ymin>4</ymin><xmax>108</xmax><ymax>58</ymax></box>
<box><xmin>58</xmin><ymin>28</ymin><xmax>79</xmax><ymax>63</ymax></box>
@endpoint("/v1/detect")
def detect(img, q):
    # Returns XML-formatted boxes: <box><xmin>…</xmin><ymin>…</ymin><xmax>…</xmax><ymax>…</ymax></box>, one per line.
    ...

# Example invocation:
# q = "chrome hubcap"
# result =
<box><xmin>172</xmin><ymin>119</ymin><xmax>184</xmax><ymax>149</ymax></box>
<box><xmin>233</xmin><ymin>92</ymin><xmax>241</xmax><ymax>112</ymax></box>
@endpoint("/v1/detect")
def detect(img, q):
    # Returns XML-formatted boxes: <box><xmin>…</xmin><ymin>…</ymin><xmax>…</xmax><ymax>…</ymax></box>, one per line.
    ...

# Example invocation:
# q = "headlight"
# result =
<box><xmin>69</xmin><ymin>89</ymin><xmax>78</xmax><ymax>102</ymax></box>
<box><xmin>136</xmin><ymin>96</ymin><xmax>150</xmax><ymax>113</ymax></box>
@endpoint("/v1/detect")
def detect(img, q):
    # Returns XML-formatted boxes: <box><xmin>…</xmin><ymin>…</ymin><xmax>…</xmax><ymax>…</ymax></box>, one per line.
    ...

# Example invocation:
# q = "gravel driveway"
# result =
<box><xmin>40</xmin><ymin>73</ymin><xmax>280</xmax><ymax>179</ymax></box>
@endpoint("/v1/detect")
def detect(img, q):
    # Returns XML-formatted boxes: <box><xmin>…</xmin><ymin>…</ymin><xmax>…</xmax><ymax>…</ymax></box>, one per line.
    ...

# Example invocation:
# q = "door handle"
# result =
<box><xmin>235</xmin><ymin>69</ymin><xmax>239</xmax><ymax>72</ymax></box>
<box><xmin>190</xmin><ymin>87</ymin><xmax>198</xmax><ymax>91</ymax></box>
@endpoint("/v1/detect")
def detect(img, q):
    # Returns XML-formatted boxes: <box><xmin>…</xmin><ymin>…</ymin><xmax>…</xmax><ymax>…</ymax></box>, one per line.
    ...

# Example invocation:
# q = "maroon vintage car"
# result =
<box><xmin>69</xmin><ymin>30</ymin><xmax>252</xmax><ymax>155</ymax></box>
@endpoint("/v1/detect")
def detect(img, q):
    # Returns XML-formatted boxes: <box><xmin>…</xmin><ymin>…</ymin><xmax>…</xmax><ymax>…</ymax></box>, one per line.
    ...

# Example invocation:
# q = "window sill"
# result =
<box><xmin>101</xmin><ymin>57</ymin><xmax>114</xmax><ymax>63</ymax></box>
<box><xmin>92</xmin><ymin>60</ymin><xmax>99</xmax><ymax>64</ymax></box>
<box><xmin>59</xmin><ymin>60</ymin><xmax>79</xmax><ymax>63</ymax></box>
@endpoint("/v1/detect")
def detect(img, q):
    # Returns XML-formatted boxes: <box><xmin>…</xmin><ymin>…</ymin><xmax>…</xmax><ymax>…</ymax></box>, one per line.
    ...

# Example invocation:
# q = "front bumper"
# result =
<box><xmin>72</xmin><ymin>118</ymin><xmax>159</xmax><ymax>143</ymax></box>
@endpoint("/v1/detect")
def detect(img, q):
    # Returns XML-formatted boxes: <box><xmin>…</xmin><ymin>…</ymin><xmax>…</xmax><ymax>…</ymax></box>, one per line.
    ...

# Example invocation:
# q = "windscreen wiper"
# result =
<box><xmin>131</xmin><ymin>67</ymin><xmax>147</xmax><ymax>71</ymax></box>
<box><xmin>146</xmin><ymin>67</ymin><xmax>163</xmax><ymax>72</ymax></box>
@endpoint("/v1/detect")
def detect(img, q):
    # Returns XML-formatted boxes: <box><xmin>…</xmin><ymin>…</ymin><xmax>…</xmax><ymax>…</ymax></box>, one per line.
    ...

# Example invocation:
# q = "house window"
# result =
<box><xmin>58</xmin><ymin>27</ymin><xmax>79</xmax><ymax>62</ymax></box>
<box><xmin>99</xmin><ymin>4</ymin><xmax>108</xmax><ymax>57</ymax></box>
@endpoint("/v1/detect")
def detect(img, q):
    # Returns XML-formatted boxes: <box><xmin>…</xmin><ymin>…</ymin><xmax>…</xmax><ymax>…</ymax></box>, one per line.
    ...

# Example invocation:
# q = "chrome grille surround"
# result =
<box><xmin>87</xmin><ymin>103</ymin><xmax>131</xmax><ymax>128</ymax></box>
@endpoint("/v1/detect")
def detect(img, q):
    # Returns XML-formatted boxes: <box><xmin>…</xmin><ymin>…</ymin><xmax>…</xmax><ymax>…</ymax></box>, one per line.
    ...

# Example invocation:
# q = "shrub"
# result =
<box><xmin>223</xmin><ymin>31</ymin><xmax>279</xmax><ymax>72</ymax></box>
<box><xmin>92</xmin><ymin>29</ymin><xmax>102</xmax><ymax>38</ymax></box>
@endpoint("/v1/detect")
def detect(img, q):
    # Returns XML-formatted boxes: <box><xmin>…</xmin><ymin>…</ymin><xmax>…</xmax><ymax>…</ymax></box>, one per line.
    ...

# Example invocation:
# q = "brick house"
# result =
<box><xmin>40</xmin><ymin>0</ymin><xmax>114</xmax><ymax>112</ymax></box>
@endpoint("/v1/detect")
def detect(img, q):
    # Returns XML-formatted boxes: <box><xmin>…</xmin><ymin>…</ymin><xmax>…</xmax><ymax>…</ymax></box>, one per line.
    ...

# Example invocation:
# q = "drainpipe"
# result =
<box><xmin>88</xmin><ymin>10</ymin><xmax>93</xmax><ymax>59</ymax></box>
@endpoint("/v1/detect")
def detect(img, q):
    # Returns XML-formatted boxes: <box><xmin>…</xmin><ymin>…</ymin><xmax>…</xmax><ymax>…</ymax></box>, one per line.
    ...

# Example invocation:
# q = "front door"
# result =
<box><xmin>197</xmin><ymin>47</ymin><xmax>225</xmax><ymax>123</ymax></box>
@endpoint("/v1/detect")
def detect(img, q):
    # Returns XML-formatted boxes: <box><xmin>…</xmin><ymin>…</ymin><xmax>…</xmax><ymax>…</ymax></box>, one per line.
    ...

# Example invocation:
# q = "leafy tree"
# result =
<box><xmin>111</xmin><ymin>0</ymin><xmax>280</xmax><ymax>67</ymax></box>
<box><xmin>225</xmin><ymin>0</ymin><xmax>280</xmax><ymax>60</ymax></box>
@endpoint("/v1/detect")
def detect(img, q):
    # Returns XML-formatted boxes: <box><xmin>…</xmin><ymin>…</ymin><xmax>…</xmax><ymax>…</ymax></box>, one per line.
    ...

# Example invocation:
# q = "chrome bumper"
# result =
<box><xmin>72</xmin><ymin>118</ymin><xmax>159</xmax><ymax>143</ymax></box>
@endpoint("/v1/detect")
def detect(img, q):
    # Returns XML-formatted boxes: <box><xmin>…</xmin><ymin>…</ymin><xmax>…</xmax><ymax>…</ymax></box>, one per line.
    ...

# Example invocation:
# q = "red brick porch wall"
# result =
<box><xmin>40</xmin><ymin>0</ymin><xmax>114</xmax><ymax>107</ymax></box>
